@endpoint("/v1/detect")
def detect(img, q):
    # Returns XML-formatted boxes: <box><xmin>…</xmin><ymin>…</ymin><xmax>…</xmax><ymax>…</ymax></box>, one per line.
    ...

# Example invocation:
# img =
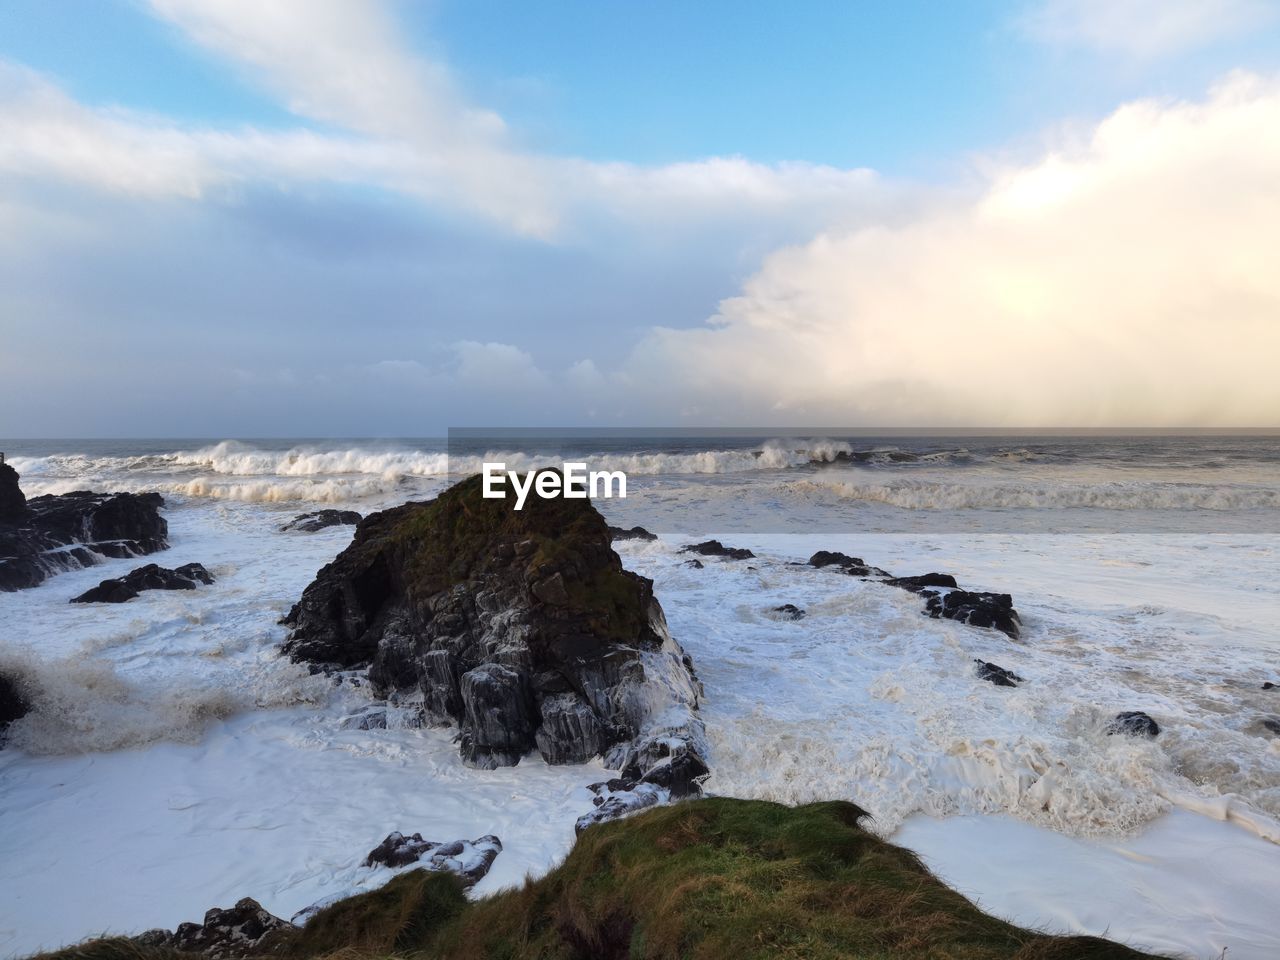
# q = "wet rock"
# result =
<box><xmin>773</xmin><ymin>604</ymin><xmax>806</xmax><ymax>620</ymax></box>
<box><xmin>339</xmin><ymin>707</ymin><xmax>387</xmax><ymax>730</ymax></box>
<box><xmin>364</xmin><ymin>832</ymin><xmax>502</xmax><ymax>886</ymax></box>
<box><xmin>137</xmin><ymin>898</ymin><xmax>293</xmax><ymax>959</ymax></box>
<box><xmin>683</xmin><ymin>559</ymin><xmax>704</xmax><ymax>569</ymax></box>
<box><xmin>0</xmin><ymin>670</ymin><xmax>31</xmax><ymax>741</ymax></box>
<box><xmin>925</xmin><ymin>591</ymin><xmax>1021</xmax><ymax>640</ymax></box>
<box><xmin>1263</xmin><ymin>682</ymin><xmax>1275</xmax><ymax>690</ymax></box>
<box><xmin>0</xmin><ymin>484</ymin><xmax>168</xmax><ymax>592</ymax></box>
<box><xmin>535</xmin><ymin>692</ymin><xmax>606</xmax><ymax>764</ymax></box>
<box><xmin>459</xmin><ymin>663</ymin><xmax>536</xmax><ymax>769</ymax></box>
<box><xmin>576</xmin><ymin>780</ymin><xmax>665</xmax><ymax>834</ymax></box>
<box><xmin>0</xmin><ymin>461</ymin><xmax>27</xmax><ymax>525</ymax></box>
<box><xmin>70</xmin><ymin>562</ymin><xmax>214</xmax><ymax>604</ymax></box>
<box><xmin>608</xmin><ymin>525</ymin><xmax>657</xmax><ymax>542</ymax></box>
<box><xmin>680</xmin><ymin>540</ymin><xmax>754</xmax><ymax>560</ymax></box>
<box><xmin>883</xmin><ymin>573</ymin><xmax>959</xmax><ymax>591</ymax></box>
<box><xmin>1260</xmin><ymin>717</ymin><xmax>1280</xmax><ymax>735</ymax></box>
<box><xmin>280</xmin><ymin>510</ymin><xmax>362</xmax><ymax>533</ymax></box>
<box><xmin>974</xmin><ymin>660</ymin><xmax>1023</xmax><ymax>687</ymax></box>
<box><xmin>1107</xmin><ymin>711</ymin><xmax>1160</xmax><ymax>738</ymax></box>
<box><xmin>807</xmin><ymin>551</ymin><xmax>890</xmax><ymax>577</ymax></box>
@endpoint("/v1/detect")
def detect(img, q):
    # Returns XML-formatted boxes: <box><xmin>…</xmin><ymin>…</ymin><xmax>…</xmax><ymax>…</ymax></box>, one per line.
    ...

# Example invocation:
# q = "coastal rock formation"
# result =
<box><xmin>773</xmin><ymin>604</ymin><xmax>806</xmax><ymax>620</ymax></box>
<box><xmin>680</xmin><ymin>540</ymin><xmax>754</xmax><ymax>560</ymax></box>
<box><xmin>808</xmin><ymin>551</ymin><xmax>890</xmax><ymax>577</ymax></box>
<box><xmin>70</xmin><ymin>562</ymin><xmax>214</xmax><ymax>603</ymax></box>
<box><xmin>281</xmin><ymin>510</ymin><xmax>362</xmax><ymax>533</ymax></box>
<box><xmin>608</xmin><ymin>525</ymin><xmax>657</xmax><ymax>542</ymax></box>
<box><xmin>135</xmin><ymin>899</ymin><xmax>292</xmax><ymax>959</ymax></box>
<box><xmin>0</xmin><ymin>671</ymin><xmax>30</xmax><ymax>742</ymax></box>
<box><xmin>975</xmin><ymin>660</ymin><xmax>1023</xmax><ymax>687</ymax></box>
<box><xmin>364</xmin><ymin>832</ymin><xmax>502</xmax><ymax>885</ymax></box>
<box><xmin>282</xmin><ymin>472</ymin><xmax>704</xmax><ymax>792</ymax></box>
<box><xmin>885</xmin><ymin>573</ymin><xmax>1021</xmax><ymax>640</ymax></box>
<box><xmin>1107</xmin><ymin>711</ymin><xmax>1160</xmax><ymax>738</ymax></box>
<box><xmin>0</xmin><ymin>465</ymin><xmax>168</xmax><ymax>591</ymax></box>
<box><xmin>883</xmin><ymin>573</ymin><xmax>960</xmax><ymax>591</ymax></box>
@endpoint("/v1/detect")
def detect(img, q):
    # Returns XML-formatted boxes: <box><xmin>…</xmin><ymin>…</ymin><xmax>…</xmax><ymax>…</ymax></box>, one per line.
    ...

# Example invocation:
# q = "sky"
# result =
<box><xmin>1</xmin><ymin>0</ymin><xmax>1278</xmax><ymax>436</ymax></box>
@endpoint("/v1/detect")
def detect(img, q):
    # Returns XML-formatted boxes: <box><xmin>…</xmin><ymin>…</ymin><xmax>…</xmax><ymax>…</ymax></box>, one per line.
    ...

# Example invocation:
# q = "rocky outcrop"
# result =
<box><xmin>773</xmin><ymin>604</ymin><xmax>805</xmax><ymax>620</ymax></box>
<box><xmin>364</xmin><ymin>832</ymin><xmax>502</xmax><ymax>885</ymax></box>
<box><xmin>680</xmin><ymin>540</ymin><xmax>754</xmax><ymax>560</ymax></box>
<box><xmin>884</xmin><ymin>573</ymin><xmax>1020</xmax><ymax>640</ymax></box>
<box><xmin>808</xmin><ymin>551</ymin><xmax>890</xmax><ymax>577</ymax></box>
<box><xmin>0</xmin><ymin>670</ymin><xmax>30</xmax><ymax>742</ymax></box>
<box><xmin>608</xmin><ymin>525</ymin><xmax>657</xmax><ymax>542</ymax></box>
<box><xmin>883</xmin><ymin>573</ymin><xmax>959</xmax><ymax>591</ymax></box>
<box><xmin>974</xmin><ymin>660</ymin><xmax>1022</xmax><ymax>687</ymax></box>
<box><xmin>71</xmin><ymin>562</ymin><xmax>213</xmax><ymax>603</ymax></box>
<box><xmin>281</xmin><ymin>510</ymin><xmax>362</xmax><ymax>533</ymax></box>
<box><xmin>135</xmin><ymin>899</ymin><xmax>292</xmax><ymax>959</ymax></box>
<box><xmin>282</xmin><ymin>472</ymin><xmax>704</xmax><ymax>792</ymax></box>
<box><xmin>0</xmin><ymin>468</ymin><xmax>168</xmax><ymax>592</ymax></box>
<box><xmin>1107</xmin><ymin>711</ymin><xmax>1160</xmax><ymax>738</ymax></box>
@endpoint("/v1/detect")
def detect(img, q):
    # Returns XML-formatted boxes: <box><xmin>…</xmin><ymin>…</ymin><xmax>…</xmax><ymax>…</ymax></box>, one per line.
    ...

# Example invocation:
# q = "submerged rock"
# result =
<box><xmin>925</xmin><ymin>590</ymin><xmax>1021</xmax><ymax>640</ymax></box>
<box><xmin>883</xmin><ymin>573</ymin><xmax>959</xmax><ymax>591</ymax></box>
<box><xmin>282</xmin><ymin>472</ymin><xmax>704</xmax><ymax>785</ymax></box>
<box><xmin>683</xmin><ymin>558</ymin><xmax>704</xmax><ymax>569</ymax></box>
<box><xmin>608</xmin><ymin>525</ymin><xmax>657</xmax><ymax>542</ymax></box>
<box><xmin>137</xmin><ymin>898</ymin><xmax>292</xmax><ymax>959</ymax></box>
<box><xmin>0</xmin><ymin>670</ymin><xmax>30</xmax><ymax>741</ymax></box>
<box><xmin>1263</xmin><ymin>681</ymin><xmax>1275</xmax><ymax>690</ymax></box>
<box><xmin>680</xmin><ymin>540</ymin><xmax>754</xmax><ymax>560</ymax></box>
<box><xmin>1107</xmin><ymin>711</ymin><xmax>1160</xmax><ymax>738</ymax></box>
<box><xmin>1259</xmin><ymin>717</ymin><xmax>1280</xmax><ymax>736</ymax></box>
<box><xmin>70</xmin><ymin>562</ymin><xmax>214</xmax><ymax>604</ymax></box>
<box><xmin>280</xmin><ymin>509</ymin><xmax>362</xmax><ymax>533</ymax></box>
<box><xmin>773</xmin><ymin>604</ymin><xmax>806</xmax><ymax>620</ymax></box>
<box><xmin>364</xmin><ymin>832</ymin><xmax>502</xmax><ymax>886</ymax></box>
<box><xmin>974</xmin><ymin>660</ymin><xmax>1023</xmax><ymax>687</ymax></box>
<box><xmin>0</xmin><ymin>470</ymin><xmax>168</xmax><ymax>592</ymax></box>
<box><xmin>807</xmin><ymin>551</ymin><xmax>890</xmax><ymax>577</ymax></box>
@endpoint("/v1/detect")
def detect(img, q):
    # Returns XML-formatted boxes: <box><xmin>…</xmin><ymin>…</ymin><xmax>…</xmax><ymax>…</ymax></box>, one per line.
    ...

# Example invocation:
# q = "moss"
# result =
<box><xmin>38</xmin><ymin>799</ymin><xmax>1170</xmax><ymax>960</ymax></box>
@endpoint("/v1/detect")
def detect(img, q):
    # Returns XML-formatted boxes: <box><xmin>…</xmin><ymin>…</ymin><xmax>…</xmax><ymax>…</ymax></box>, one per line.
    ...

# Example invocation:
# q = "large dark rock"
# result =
<box><xmin>1107</xmin><ymin>711</ymin><xmax>1160</xmax><ymax>738</ymax></box>
<box><xmin>883</xmin><ymin>573</ymin><xmax>959</xmax><ymax>591</ymax></box>
<box><xmin>0</xmin><ymin>461</ymin><xmax>27</xmax><ymax>525</ymax></box>
<box><xmin>136</xmin><ymin>898</ymin><xmax>293</xmax><ymax>959</ymax></box>
<box><xmin>808</xmin><ymin>551</ymin><xmax>890</xmax><ymax>577</ymax></box>
<box><xmin>282</xmin><ymin>472</ymin><xmax>703</xmax><ymax>781</ymax></box>
<box><xmin>363</xmin><ymin>832</ymin><xmax>502</xmax><ymax>886</ymax></box>
<box><xmin>974</xmin><ymin>660</ymin><xmax>1023</xmax><ymax>687</ymax></box>
<box><xmin>71</xmin><ymin>562</ymin><xmax>213</xmax><ymax>604</ymax></box>
<box><xmin>0</xmin><ymin>479</ymin><xmax>168</xmax><ymax>592</ymax></box>
<box><xmin>0</xmin><ymin>670</ymin><xmax>30</xmax><ymax>741</ymax></box>
<box><xmin>608</xmin><ymin>525</ymin><xmax>657</xmax><ymax>542</ymax></box>
<box><xmin>281</xmin><ymin>509</ymin><xmax>362</xmax><ymax>533</ymax></box>
<box><xmin>885</xmin><ymin>573</ymin><xmax>1021</xmax><ymax>640</ymax></box>
<box><xmin>680</xmin><ymin>540</ymin><xmax>754</xmax><ymax>560</ymax></box>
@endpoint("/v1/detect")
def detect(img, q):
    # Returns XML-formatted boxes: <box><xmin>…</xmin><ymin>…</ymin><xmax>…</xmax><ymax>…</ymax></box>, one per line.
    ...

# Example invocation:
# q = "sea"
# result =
<box><xmin>1</xmin><ymin>433</ymin><xmax>1277</xmax><ymax>958</ymax></box>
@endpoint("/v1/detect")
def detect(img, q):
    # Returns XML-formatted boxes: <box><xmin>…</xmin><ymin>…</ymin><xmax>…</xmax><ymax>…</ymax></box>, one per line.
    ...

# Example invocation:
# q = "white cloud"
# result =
<box><xmin>1019</xmin><ymin>0</ymin><xmax>1277</xmax><ymax>58</ymax></box>
<box><xmin>619</xmin><ymin>74</ymin><xmax>1280</xmax><ymax>426</ymax></box>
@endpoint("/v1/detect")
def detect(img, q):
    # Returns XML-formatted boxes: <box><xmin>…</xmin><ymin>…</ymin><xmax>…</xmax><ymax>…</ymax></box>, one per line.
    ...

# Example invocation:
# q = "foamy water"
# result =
<box><xmin>1</xmin><ymin>436</ymin><xmax>1278</xmax><ymax>958</ymax></box>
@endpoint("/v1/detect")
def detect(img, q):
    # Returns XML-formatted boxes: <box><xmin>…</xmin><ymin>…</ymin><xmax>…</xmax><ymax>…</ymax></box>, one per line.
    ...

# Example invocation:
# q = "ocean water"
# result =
<box><xmin>1</xmin><ymin>435</ymin><xmax>1278</xmax><ymax>958</ymax></box>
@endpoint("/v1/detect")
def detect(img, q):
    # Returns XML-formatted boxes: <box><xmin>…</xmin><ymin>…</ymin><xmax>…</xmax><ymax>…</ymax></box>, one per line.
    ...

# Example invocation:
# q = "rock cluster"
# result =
<box><xmin>608</xmin><ymin>525</ymin><xmax>657</xmax><ymax>542</ymax></box>
<box><xmin>974</xmin><ymin>660</ymin><xmax>1023</xmax><ymax>687</ymax></box>
<box><xmin>71</xmin><ymin>562</ymin><xmax>214</xmax><ymax>603</ymax></box>
<box><xmin>282</xmin><ymin>473</ymin><xmax>705</xmax><ymax>808</ymax></box>
<box><xmin>135</xmin><ymin>899</ymin><xmax>292</xmax><ymax>959</ymax></box>
<box><xmin>280</xmin><ymin>510</ymin><xmax>362</xmax><ymax>533</ymax></box>
<box><xmin>883</xmin><ymin>573</ymin><xmax>1021</xmax><ymax>639</ymax></box>
<box><xmin>363</xmin><ymin>832</ymin><xmax>502</xmax><ymax>886</ymax></box>
<box><xmin>681</xmin><ymin>540</ymin><xmax>754</xmax><ymax>560</ymax></box>
<box><xmin>807</xmin><ymin>551</ymin><xmax>890</xmax><ymax>577</ymax></box>
<box><xmin>0</xmin><ymin>464</ymin><xmax>168</xmax><ymax>591</ymax></box>
<box><xmin>1107</xmin><ymin>711</ymin><xmax>1160</xmax><ymax>738</ymax></box>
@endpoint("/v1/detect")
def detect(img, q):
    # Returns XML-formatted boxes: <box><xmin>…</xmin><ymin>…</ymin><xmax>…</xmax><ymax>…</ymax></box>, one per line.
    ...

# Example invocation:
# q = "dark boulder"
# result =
<box><xmin>136</xmin><ymin>898</ymin><xmax>293</xmax><ymax>959</ymax></box>
<box><xmin>1107</xmin><ymin>711</ymin><xmax>1160</xmax><ymax>738</ymax></box>
<box><xmin>364</xmin><ymin>832</ymin><xmax>502</xmax><ymax>886</ymax></box>
<box><xmin>0</xmin><ymin>670</ymin><xmax>31</xmax><ymax>741</ymax></box>
<box><xmin>281</xmin><ymin>472</ymin><xmax>704</xmax><ymax>786</ymax></box>
<box><xmin>1264</xmin><ymin>682</ymin><xmax>1275</xmax><ymax>690</ymax></box>
<box><xmin>608</xmin><ymin>525</ymin><xmax>657</xmax><ymax>542</ymax></box>
<box><xmin>280</xmin><ymin>509</ymin><xmax>363</xmax><ymax>533</ymax></box>
<box><xmin>925</xmin><ymin>591</ymin><xmax>1021</xmax><ymax>640</ymax></box>
<box><xmin>1260</xmin><ymin>717</ymin><xmax>1280</xmax><ymax>736</ymax></box>
<box><xmin>0</xmin><ymin>482</ymin><xmax>168</xmax><ymax>592</ymax></box>
<box><xmin>773</xmin><ymin>604</ymin><xmax>806</xmax><ymax>620</ymax></box>
<box><xmin>974</xmin><ymin>660</ymin><xmax>1023</xmax><ymax>687</ymax></box>
<box><xmin>71</xmin><ymin>562</ymin><xmax>214</xmax><ymax>604</ymax></box>
<box><xmin>683</xmin><ymin>559</ymin><xmax>704</xmax><ymax>569</ymax></box>
<box><xmin>680</xmin><ymin>540</ymin><xmax>754</xmax><ymax>560</ymax></box>
<box><xmin>883</xmin><ymin>573</ymin><xmax>960</xmax><ymax>591</ymax></box>
<box><xmin>807</xmin><ymin>551</ymin><xmax>890</xmax><ymax>577</ymax></box>
<box><xmin>0</xmin><ymin>461</ymin><xmax>27</xmax><ymax>525</ymax></box>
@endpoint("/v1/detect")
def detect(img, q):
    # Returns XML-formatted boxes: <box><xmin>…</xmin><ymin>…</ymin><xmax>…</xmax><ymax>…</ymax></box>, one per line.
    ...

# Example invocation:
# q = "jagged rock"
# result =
<box><xmin>1107</xmin><ymin>711</ymin><xmax>1160</xmax><ymax>738</ymax></box>
<box><xmin>773</xmin><ymin>604</ymin><xmax>805</xmax><ymax>620</ymax></box>
<box><xmin>0</xmin><ymin>670</ymin><xmax>30</xmax><ymax>741</ymax></box>
<box><xmin>576</xmin><ymin>780</ymin><xmax>665</xmax><ymax>834</ymax></box>
<box><xmin>281</xmin><ymin>472</ymin><xmax>703</xmax><ymax>783</ymax></box>
<box><xmin>0</xmin><ymin>461</ymin><xmax>27</xmax><ymax>525</ymax></box>
<box><xmin>0</xmin><ymin>478</ymin><xmax>168</xmax><ymax>592</ymax></box>
<box><xmin>280</xmin><ymin>510</ymin><xmax>362</xmax><ymax>533</ymax></box>
<box><xmin>683</xmin><ymin>559</ymin><xmax>704</xmax><ymax>569</ymax></box>
<box><xmin>70</xmin><ymin>562</ymin><xmax>213</xmax><ymax>604</ymax></box>
<box><xmin>807</xmin><ymin>551</ymin><xmax>890</xmax><ymax>577</ymax></box>
<box><xmin>608</xmin><ymin>525</ymin><xmax>657</xmax><ymax>542</ymax></box>
<box><xmin>680</xmin><ymin>540</ymin><xmax>754</xmax><ymax>560</ymax></box>
<box><xmin>137</xmin><ymin>898</ymin><xmax>293</xmax><ymax>959</ymax></box>
<box><xmin>974</xmin><ymin>660</ymin><xmax>1023</xmax><ymax>687</ymax></box>
<box><xmin>884</xmin><ymin>573</ymin><xmax>959</xmax><ymax>591</ymax></box>
<box><xmin>340</xmin><ymin>707</ymin><xmax>387</xmax><ymax>730</ymax></box>
<box><xmin>363</xmin><ymin>832</ymin><xmax>502</xmax><ymax>886</ymax></box>
<box><xmin>925</xmin><ymin>591</ymin><xmax>1020</xmax><ymax>639</ymax></box>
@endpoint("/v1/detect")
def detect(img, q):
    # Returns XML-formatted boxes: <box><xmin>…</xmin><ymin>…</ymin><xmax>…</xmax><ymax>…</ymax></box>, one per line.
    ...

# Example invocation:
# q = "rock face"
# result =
<box><xmin>282</xmin><ymin>472</ymin><xmax>704</xmax><ymax>785</ymax></box>
<box><xmin>136</xmin><ymin>898</ymin><xmax>292</xmax><ymax>959</ymax></box>
<box><xmin>808</xmin><ymin>551</ymin><xmax>890</xmax><ymax>577</ymax></box>
<box><xmin>608</xmin><ymin>525</ymin><xmax>657</xmax><ymax>542</ymax></box>
<box><xmin>680</xmin><ymin>540</ymin><xmax>754</xmax><ymax>560</ymax></box>
<box><xmin>281</xmin><ymin>509</ymin><xmax>362</xmax><ymax>533</ymax></box>
<box><xmin>974</xmin><ymin>660</ymin><xmax>1023</xmax><ymax>687</ymax></box>
<box><xmin>364</xmin><ymin>832</ymin><xmax>502</xmax><ymax>886</ymax></box>
<box><xmin>0</xmin><ymin>671</ymin><xmax>30</xmax><ymax>741</ymax></box>
<box><xmin>0</xmin><ymin>470</ymin><xmax>168</xmax><ymax>592</ymax></box>
<box><xmin>1107</xmin><ymin>711</ymin><xmax>1160</xmax><ymax>738</ymax></box>
<box><xmin>71</xmin><ymin>562</ymin><xmax>213</xmax><ymax>603</ymax></box>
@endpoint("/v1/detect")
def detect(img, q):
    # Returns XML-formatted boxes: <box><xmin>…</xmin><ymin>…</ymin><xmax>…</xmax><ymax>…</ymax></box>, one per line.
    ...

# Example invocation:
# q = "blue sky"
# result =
<box><xmin>1</xmin><ymin>0</ymin><xmax>1279</xmax><ymax>434</ymax></box>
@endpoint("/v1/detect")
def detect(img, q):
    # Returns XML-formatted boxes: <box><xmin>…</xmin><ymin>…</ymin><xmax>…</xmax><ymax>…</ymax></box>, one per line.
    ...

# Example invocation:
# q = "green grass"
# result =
<box><xmin>37</xmin><ymin>799</ymin><xmax>1170</xmax><ymax>960</ymax></box>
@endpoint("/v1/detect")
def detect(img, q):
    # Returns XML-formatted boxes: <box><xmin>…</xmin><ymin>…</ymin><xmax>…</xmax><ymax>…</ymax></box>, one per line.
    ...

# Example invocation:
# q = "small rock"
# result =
<box><xmin>683</xmin><ymin>559</ymin><xmax>704</xmax><ymax>569</ymax></box>
<box><xmin>1107</xmin><ymin>711</ymin><xmax>1160</xmax><ymax>738</ymax></box>
<box><xmin>364</xmin><ymin>832</ymin><xmax>502</xmax><ymax>886</ymax></box>
<box><xmin>608</xmin><ymin>525</ymin><xmax>657</xmax><ymax>542</ymax></box>
<box><xmin>280</xmin><ymin>510</ymin><xmax>362</xmax><ymax>533</ymax></box>
<box><xmin>974</xmin><ymin>660</ymin><xmax>1023</xmax><ymax>687</ymax></box>
<box><xmin>1263</xmin><ymin>681</ymin><xmax>1275</xmax><ymax>690</ymax></box>
<box><xmin>807</xmin><ymin>551</ymin><xmax>890</xmax><ymax>577</ymax></box>
<box><xmin>925</xmin><ymin>591</ymin><xmax>1021</xmax><ymax>640</ymax></box>
<box><xmin>680</xmin><ymin>540</ymin><xmax>754</xmax><ymax>560</ymax></box>
<box><xmin>773</xmin><ymin>604</ymin><xmax>805</xmax><ymax>620</ymax></box>
<box><xmin>71</xmin><ymin>562</ymin><xmax>214</xmax><ymax>604</ymax></box>
<box><xmin>883</xmin><ymin>573</ymin><xmax>960</xmax><ymax>591</ymax></box>
<box><xmin>1261</xmin><ymin>717</ymin><xmax>1280</xmax><ymax>735</ymax></box>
